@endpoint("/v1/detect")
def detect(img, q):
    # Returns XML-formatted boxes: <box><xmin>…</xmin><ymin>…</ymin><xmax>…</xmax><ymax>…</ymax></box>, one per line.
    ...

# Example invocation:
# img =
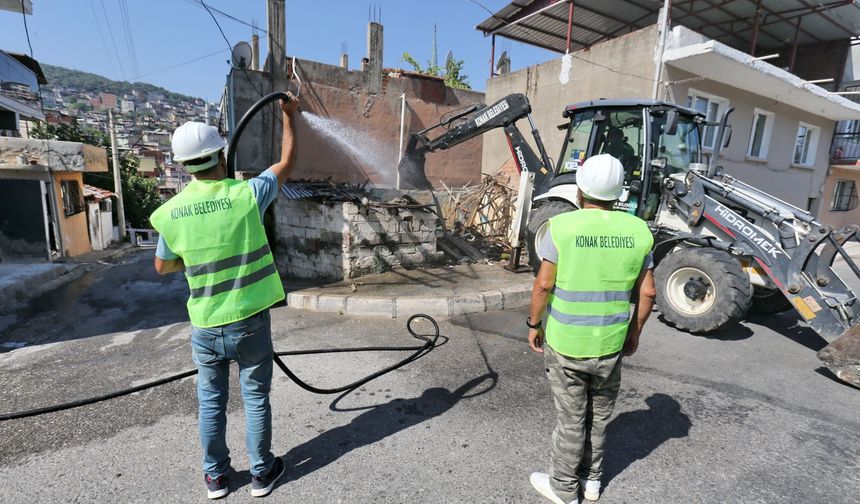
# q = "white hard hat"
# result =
<box><xmin>576</xmin><ymin>154</ymin><xmax>625</xmax><ymax>201</ymax></box>
<box><xmin>171</xmin><ymin>121</ymin><xmax>226</xmax><ymax>173</ymax></box>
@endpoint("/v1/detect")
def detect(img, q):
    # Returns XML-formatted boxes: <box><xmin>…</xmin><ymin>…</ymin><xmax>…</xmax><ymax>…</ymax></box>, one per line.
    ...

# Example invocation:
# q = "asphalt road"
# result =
<box><xmin>0</xmin><ymin>250</ymin><xmax>858</xmax><ymax>503</ymax></box>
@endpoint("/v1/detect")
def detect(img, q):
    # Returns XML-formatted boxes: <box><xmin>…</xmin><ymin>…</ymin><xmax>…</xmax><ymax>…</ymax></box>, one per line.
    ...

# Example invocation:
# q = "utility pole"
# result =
<box><xmin>108</xmin><ymin>109</ymin><xmax>127</xmax><ymax>238</ymax></box>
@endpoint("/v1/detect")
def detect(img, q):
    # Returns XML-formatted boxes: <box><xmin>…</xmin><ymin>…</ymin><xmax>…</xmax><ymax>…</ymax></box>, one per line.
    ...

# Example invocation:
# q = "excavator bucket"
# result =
<box><xmin>818</xmin><ymin>324</ymin><xmax>860</xmax><ymax>388</ymax></box>
<box><xmin>398</xmin><ymin>134</ymin><xmax>433</xmax><ymax>190</ymax></box>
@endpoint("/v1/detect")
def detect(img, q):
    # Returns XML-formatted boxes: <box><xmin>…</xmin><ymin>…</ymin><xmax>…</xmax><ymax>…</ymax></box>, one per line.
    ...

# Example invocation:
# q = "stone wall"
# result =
<box><xmin>272</xmin><ymin>195</ymin><xmax>441</xmax><ymax>281</ymax></box>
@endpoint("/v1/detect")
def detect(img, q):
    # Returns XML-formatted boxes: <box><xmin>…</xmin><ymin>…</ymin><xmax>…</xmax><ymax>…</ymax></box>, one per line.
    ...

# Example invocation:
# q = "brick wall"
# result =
<box><xmin>229</xmin><ymin>57</ymin><xmax>485</xmax><ymax>189</ymax></box>
<box><xmin>272</xmin><ymin>196</ymin><xmax>442</xmax><ymax>280</ymax></box>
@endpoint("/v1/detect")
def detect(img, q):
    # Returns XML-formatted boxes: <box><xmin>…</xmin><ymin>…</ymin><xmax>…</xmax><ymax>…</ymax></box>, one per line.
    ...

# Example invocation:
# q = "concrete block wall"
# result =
<box><xmin>272</xmin><ymin>197</ymin><xmax>347</xmax><ymax>280</ymax></box>
<box><xmin>272</xmin><ymin>197</ymin><xmax>442</xmax><ymax>281</ymax></box>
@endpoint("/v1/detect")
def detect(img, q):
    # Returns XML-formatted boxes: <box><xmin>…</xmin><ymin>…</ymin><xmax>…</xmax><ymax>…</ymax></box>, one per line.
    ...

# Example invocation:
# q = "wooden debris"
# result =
<box><xmin>438</xmin><ymin>173</ymin><xmax>516</xmax><ymax>247</ymax></box>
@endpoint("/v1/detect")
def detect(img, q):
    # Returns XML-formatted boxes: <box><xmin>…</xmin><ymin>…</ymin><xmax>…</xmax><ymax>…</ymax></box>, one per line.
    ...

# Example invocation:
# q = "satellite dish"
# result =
<box><xmin>231</xmin><ymin>41</ymin><xmax>253</xmax><ymax>69</ymax></box>
<box><xmin>445</xmin><ymin>50</ymin><xmax>454</xmax><ymax>67</ymax></box>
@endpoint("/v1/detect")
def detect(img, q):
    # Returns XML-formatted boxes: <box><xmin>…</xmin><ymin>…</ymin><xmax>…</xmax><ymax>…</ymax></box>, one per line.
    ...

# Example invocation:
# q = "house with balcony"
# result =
<box><xmin>822</xmin><ymin>49</ymin><xmax>860</xmax><ymax>229</ymax></box>
<box><xmin>477</xmin><ymin>0</ymin><xmax>860</xmax><ymax>223</ymax></box>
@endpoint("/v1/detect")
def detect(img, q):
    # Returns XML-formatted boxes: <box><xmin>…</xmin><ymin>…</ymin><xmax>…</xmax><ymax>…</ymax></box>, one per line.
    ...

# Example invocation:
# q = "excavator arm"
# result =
<box><xmin>398</xmin><ymin>93</ymin><xmax>554</xmax><ymax>191</ymax></box>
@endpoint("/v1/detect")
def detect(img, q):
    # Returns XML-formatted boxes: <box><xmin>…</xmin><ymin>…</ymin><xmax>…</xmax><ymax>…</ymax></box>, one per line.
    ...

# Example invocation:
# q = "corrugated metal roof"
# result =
<box><xmin>279</xmin><ymin>181</ymin><xmax>366</xmax><ymax>201</ymax></box>
<box><xmin>82</xmin><ymin>184</ymin><xmax>115</xmax><ymax>201</ymax></box>
<box><xmin>477</xmin><ymin>0</ymin><xmax>860</xmax><ymax>53</ymax></box>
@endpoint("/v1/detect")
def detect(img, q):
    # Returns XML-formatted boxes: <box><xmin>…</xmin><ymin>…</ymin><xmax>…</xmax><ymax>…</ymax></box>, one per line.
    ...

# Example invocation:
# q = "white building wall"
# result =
<box><xmin>664</xmin><ymin>66</ymin><xmax>835</xmax><ymax>212</ymax></box>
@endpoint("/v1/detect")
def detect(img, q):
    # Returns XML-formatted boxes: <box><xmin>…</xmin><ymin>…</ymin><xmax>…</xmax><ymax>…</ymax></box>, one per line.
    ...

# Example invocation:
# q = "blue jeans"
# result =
<box><xmin>190</xmin><ymin>309</ymin><xmax>275</xmax><ymax>478</ymax></box>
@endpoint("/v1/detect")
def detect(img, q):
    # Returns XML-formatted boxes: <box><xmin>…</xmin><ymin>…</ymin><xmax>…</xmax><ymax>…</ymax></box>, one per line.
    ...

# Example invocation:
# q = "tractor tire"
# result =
<box><xmin>655</xmin><ymin>248</ymin><xmax>753</xmax><ymax>334</ymax></box>
<box><xmin>751</xmin><ymin>287</ymin><xmax>793</xmax><ymax>314</ymax></box>
<box><xmin>527</xmin><ymin>200</ymin><xmax>576</xmax><ymax>273</ymax></box>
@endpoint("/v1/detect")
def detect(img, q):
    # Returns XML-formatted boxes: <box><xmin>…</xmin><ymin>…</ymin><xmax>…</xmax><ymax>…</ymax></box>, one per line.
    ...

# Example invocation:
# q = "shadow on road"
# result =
<box><xmin>284</xmin><ymin>372</ymin><xmax>496</xmax><ymax>481</ymax></box>
<box><xmin>746</xmin><ymin>312</ymin><xmax>828</xmax><ymax>351</ymax></box>
<box><xmin>234</xmin><ymin>337</ymin><xmax>500</xmax><ymax>490</ymax></box>
<box><xmin>217</xmin><ymin>371</ymin><xmax>498</xmax><ymax>491</ymax></box>
<box><xmin>655</xmin><ymin>315</ymin><xmax>754</xmax><ymax>341</ymax></box>
<box><xmin>603</xmin><ymin>393</ymin><xmax>691</xmax><ymax>485</ymax></box>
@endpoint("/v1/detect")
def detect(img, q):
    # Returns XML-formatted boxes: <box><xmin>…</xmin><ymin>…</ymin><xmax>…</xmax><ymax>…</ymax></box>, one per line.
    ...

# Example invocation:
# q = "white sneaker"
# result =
<box><xmin>529</xmin><ymin>472</ymin><xmax>579</xmax><ymax>504</ymax></box>
<box><xmin>580</xmin><ymin>478</ymin><xmax>601</xmax><ymax>501</ymax></box>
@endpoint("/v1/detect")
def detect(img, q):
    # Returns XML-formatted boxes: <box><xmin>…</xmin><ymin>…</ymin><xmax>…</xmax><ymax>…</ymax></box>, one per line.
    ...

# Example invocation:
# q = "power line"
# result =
<box><xmin>99</xmin><ymin>0</ymin><xmax>127</xmax><ymax>80</ymax></box>
<box><xmin>118</xmin><ymin>0</ymin><xmax>140</xmax><ymax>80</ymax></box>
<box><xmin>132</xmin><ymin>48</ymin><xmax>228</xmax><ymax>80</ymax></box>
<box><xmin>89</xmin><ymin>0</ymin><xmax>120</xmax><ymax>79</ymax></box>
<box><xmin>197</xmin><ymin>0</ymin><xmax>265</xmax><ymax>97</ymax></box>
<box><xmin>19</xmin><ymin>0</ymin><xmax>33</xmax><ymax>58</ymax></box>
<box><xmin>182</xmin><ymin>0</ymin><xmax>268</xmax><ymax>34</ymax></box>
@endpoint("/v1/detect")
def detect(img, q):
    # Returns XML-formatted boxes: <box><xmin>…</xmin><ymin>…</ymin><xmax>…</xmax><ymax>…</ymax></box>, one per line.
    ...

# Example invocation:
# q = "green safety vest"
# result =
<box><xmin>150</xmin><ymin>178</ymin><xmax>285</xmax><ymax>328</ymax></box>
<box><xmin>546</xmin><ymin>209</ymin><xmax>653</xmax><ymax>358</ymax></box>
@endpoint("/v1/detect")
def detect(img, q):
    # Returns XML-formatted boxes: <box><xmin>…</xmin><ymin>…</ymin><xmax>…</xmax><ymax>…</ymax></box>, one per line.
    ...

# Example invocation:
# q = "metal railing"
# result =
<box><xmin>831</xmin><ymin>132</ymin><xmax>860</xmax><ymax>162</ymax></box>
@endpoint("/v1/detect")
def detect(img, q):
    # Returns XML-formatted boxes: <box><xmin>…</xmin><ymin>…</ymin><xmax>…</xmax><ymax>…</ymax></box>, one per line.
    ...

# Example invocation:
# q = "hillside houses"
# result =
<box><xmin>29</xmin><ymin>71</ymin><xmax>213</xmax><ymax>199</ymax></box>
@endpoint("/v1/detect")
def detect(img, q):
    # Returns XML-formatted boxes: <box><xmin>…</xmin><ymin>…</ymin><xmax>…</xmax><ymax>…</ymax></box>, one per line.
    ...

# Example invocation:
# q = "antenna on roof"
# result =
<box><xmin>231</xmin><ymin>41</ymin><xmax>252</xmax><ymax>69</ymax></box>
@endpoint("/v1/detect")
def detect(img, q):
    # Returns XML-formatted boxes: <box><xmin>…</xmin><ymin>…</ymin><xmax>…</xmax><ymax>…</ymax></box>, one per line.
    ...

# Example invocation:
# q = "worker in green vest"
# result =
<box><xmin>150</xmin><ymin>95</ymin><xmax>298</xmax><ymax>500</ymax></box>
<box><xmin>527</xmin><ymin>154</ymin><xmax>656</xmax><ymax>504</ymax></box>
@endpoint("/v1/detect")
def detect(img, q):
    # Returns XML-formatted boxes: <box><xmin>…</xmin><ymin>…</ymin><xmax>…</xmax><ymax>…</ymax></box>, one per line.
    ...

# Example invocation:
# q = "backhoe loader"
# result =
<box><xmin>399</xmin><ymin>93</ymin><xmax>860</xmax><ymax>387</ymax></box>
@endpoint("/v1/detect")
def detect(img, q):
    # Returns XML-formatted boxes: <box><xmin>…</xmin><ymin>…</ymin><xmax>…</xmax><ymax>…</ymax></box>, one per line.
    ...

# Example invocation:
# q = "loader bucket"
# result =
<box><xmin>398</xmin><ymin>151</ymin><xmax>432</xmax><ymax>190</ymax></box>
<box><xmin>818</xmin><ymin>324</ymin><xmax>860</xmax><ymax>388</ymax></box>
<box><xmin>398</xmin><ymin>134</ymin><xmax>433</xmax><ymax>190</ymax></box>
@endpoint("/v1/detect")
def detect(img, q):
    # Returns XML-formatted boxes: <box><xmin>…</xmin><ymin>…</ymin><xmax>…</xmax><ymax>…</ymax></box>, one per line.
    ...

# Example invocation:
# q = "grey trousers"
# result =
<box><xmin>544</xmin><ymin>344</ymin><xmax>623</xmax><ymax>503</ymax></box>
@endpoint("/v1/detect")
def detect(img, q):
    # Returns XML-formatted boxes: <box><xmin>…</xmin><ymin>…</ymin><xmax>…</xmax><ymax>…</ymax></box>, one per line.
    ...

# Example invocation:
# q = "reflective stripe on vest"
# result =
<box><xmin>185</xmin><ymin>243</ymin><xmax>272</xmax><ymax>279</ymax></box>
<box><xmin>545</xmin><ymin>208</ymin><xmax>653</xmax><ymax>358</ymax></box>
<box><xmin>150</xmin><ymin>178</ymin><xmax>285</xmax><ymax>327</ymax></box>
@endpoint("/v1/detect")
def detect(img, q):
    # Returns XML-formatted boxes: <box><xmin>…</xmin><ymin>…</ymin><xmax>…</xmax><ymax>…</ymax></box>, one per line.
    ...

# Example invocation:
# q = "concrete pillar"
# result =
<box><xmin>365</xmin><ymin>21</ymin><xmax>383</xmax><ymax>94</ymax></box>
<box><xmin>251</xmin><ymin>33</ymin><xmax>260</xmax><ymax>71</ymax></box>
<box><xmin>266</xmin><ymin>0</ymin><xmax>285</xmax><ymax>81</ymax></box>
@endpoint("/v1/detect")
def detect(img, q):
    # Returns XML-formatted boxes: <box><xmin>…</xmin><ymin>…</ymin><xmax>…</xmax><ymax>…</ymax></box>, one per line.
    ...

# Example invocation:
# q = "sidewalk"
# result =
<box><xmin>0</xmin><ymin>262</ymin><xmax>83</xmax><ymax>314</ymax></box>
<box><xmin>0</xmin><ymin>244</ymin><xmax>137</xmax><ymax>314</ymax></box>
<box><xmin>285</xmin><ymin>263</ymin><xmax>535</xmax><ymax>318</ymax></box>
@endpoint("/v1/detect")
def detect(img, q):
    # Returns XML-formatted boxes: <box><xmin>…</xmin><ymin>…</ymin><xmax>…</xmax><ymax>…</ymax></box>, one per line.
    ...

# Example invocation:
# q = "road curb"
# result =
<box><xmin>0</xmin><ymin>263</ymin><xmax>84</xmax><ymax>314</ymax></box>
<box><xmin>286</xmin><ymin>284</ymin><xmax>532</xmax><ymax>318</ymax></box>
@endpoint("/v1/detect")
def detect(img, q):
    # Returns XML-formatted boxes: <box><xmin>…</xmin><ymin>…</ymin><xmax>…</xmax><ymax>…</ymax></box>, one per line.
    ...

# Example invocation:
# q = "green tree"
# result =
<box><xmin>401</xmin><ymin>52</ymin><xmax>471</xmax><ymax>90</ymax></box>
<box><xmin>29</xmin><ymin>122</ymin><xmax>161</xmax><ymax>228</ymax></box>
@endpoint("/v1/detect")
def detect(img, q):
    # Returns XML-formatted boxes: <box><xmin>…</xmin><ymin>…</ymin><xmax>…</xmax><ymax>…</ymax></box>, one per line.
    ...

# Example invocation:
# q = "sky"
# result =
<box><xmin>0</xmin><ymin>0</ymin><xmax>559</xmax><ymax>102</ymax></box>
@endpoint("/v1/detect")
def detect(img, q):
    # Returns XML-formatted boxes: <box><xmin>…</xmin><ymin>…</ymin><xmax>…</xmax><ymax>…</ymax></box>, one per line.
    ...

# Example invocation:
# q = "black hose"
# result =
<box><xmin>226</xmin><ymin>91</ymin><xmax>291</xmax><ymax>179</ymax></box>
<box><xmin>0</xmin><ymin>315</ymin><xmax>441</xmax><ymax>422</ymax></box>
<box><xmin>0</xmin><ymin>369</ymin><xmax>199</xmax><ymax>422</ymax></box>
<box><xmin>273</xmin><ymin>314</ymin><xmax>440</xmax><ymax>394</ymax></box>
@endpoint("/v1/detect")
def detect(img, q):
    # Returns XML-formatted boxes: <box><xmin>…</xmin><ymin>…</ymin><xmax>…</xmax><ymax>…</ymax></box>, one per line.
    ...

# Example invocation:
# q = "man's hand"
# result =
<box><xmin>622</xmin><ymin>330</ymin><xmax>639</xmax><ymax>357</ymax></box>
<box><xmin>154</xmin><ymin>256</ymin><xmax>184</xmax><ymax>275</ymax></box>
<box><xmin>528</xmin><ymin>327</ymin><xmax>545</xmax><ymax>353</ymax></box>
<box><xmin>280</xmin><ymin>93</ymin><xmax>299</xmax><ymax>116</ymax></box>
<box><xmin>269</xmin><ymin>93</ymin><xmax>299</xmax><ymax>187</ymax></box>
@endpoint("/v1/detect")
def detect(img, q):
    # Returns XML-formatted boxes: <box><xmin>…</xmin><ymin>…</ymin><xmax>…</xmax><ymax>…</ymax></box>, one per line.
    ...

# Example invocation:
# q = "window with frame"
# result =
<box><xmin>793</xmin><ymin>122</ymin><xmax>819</xmax><ymax>166</ymax></box>
<box><xmin>747</xmin><ymin>109</ymin><xmax>774</xmax><ymax>159</ymax></box>
<box><xmin>831</xmin><ymin>180</ymin><xmax>858</xmax><ymax>211</ymax></box>
<box><xmin>61</xmin><ymin>180</ymin><xmax>86</xmax><ymax>217</ymax></box>
<box><xmin>559</xmin><ymin>109</ymin><xmax>595</xmax><ymax>173</ymax></box>
<box><xmin>686</xmin><ymin>90</ymin><xmax>728</xmax><ymax>150</ymax></box>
